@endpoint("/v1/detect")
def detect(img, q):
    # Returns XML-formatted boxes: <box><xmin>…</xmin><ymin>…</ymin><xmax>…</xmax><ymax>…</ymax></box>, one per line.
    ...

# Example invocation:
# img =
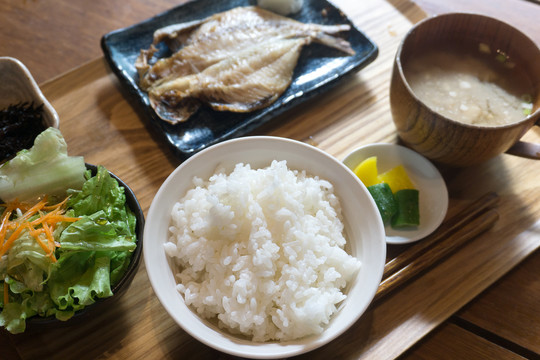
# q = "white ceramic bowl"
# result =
<box><xmin>144</xmin><ymin>136</ymin><xmax>386</xmax><ymax>359</ymax></box>
<box><xmin>0</xmin><ymin>56</ymin><xmax>59</xmax><ymax>129</ymax></box>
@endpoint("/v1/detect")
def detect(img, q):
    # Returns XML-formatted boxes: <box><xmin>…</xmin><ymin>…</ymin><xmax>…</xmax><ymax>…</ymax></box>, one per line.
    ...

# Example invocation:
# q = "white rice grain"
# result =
<box><xmin>165</xmin><ymin>160</ymin><xmax>360</xmax><ymax>342</ymax></box>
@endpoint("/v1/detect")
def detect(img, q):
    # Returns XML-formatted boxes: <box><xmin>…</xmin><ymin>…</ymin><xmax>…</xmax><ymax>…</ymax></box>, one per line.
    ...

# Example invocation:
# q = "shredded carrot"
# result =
<box><xmin>1</xmin><ymin>200</ymin><xmax>21</xmax><ymax>212</ymax></box>
<box><xmin>0</xmin><ymin>209</ymin><xmax>13</xmax><ymax>252</ymax></box>
<box><xmin>15</xmin><ymin>196</ymin><xmax>48</xmax><ymax>223</ymax></box>
<box><xmin>0</xmin><ymin>196</ymin><xmax>79</xmax><ymax>261</ymax></box>
<box><xmin>42</xmin><ymin>196</ymin><xmax>70</xmax><ymax>211</ymax></box>
<box><xmin>3</xmin><ymin>281</ymin><xmax>8</xmax><ymax>305</ymax></box>
<box><xmin>0</xmin><ymin>225</ymin><xmax>29</xmax><ymax>258</ymax></box>
<box><xmin>28</xmin><ymin>223</ymin><xmax>52</xmax><ymax>258</ymax></box>
<box><xmin>31</xmin><ymin>213</ymin><xmax>80</xmax><ymax>227</ymax></box>
<box><xmin>29</xmin><ymin>208</ymin><xmax>61</xmax><ymax>225</ymax></box>
<box><xmin>42</xmin><ymin>222</ymin><xmax>57</xmax><ymax>262</ymax></box>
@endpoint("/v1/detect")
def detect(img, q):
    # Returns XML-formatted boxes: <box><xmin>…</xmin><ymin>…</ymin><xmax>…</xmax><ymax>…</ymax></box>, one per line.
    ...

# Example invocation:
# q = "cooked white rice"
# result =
<box><xmin>164</xmin><ymin>160</ymin><xmax>361</xmax><ymax>342</ymax></box>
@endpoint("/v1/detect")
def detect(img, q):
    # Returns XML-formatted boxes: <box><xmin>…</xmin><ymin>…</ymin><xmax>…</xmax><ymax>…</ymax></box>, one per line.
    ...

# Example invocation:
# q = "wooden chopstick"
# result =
<box><xmin>383</xmin><ymin>191</ymin><xmax>499</xmax><ymax>280</ymax></box>
<box><xmin>373</xmin><ymin>191</ymin><xmax>500</xmax><ymax>302</ymax></box>
<box><xmin>373</xmin><ymin>208</ymin><xmax>499</xmax><ymax>302</ymax></box>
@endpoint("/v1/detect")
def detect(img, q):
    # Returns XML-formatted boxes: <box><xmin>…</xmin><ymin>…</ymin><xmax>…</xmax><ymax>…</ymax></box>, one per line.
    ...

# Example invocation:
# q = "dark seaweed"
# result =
<box><xmin>0</xmin><ymin>102</ymin><xmax>47</xmax><ymax>163</ymax></box>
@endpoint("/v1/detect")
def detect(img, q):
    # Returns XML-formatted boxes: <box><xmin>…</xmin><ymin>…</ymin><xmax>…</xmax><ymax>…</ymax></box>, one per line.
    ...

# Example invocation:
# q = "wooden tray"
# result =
<box><xmin>3</xmin><ymin>1</ymin><xmax>540</xmax><ymax>359</ymax></box>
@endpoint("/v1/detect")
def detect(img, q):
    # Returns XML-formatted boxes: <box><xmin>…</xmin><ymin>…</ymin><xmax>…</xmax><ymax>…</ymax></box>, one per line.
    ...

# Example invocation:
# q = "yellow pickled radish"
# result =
<box><xmin>353</xmin><ymin>156</ymin><xmax>380</xmax><ymax>187</ymax></box>
<box><xmin>377</xmin><ymin>165</ymin><xmax>415</xmax><ymax>193</ymax></box>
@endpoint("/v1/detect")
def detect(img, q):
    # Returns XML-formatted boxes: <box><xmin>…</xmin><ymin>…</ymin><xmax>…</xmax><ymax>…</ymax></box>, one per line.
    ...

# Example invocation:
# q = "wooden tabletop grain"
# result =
<box><xmin>1</xmin><ymin>0</ymin><xmax>540</xmax><ymax>359</ymax></box>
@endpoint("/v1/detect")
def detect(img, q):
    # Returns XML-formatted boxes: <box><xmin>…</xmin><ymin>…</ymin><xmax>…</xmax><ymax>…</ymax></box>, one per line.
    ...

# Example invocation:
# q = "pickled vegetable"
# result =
<box><xmin>352</xmin><ymin>156</ymin><xmax>420</xmax><ymax>229</ymax></box>
<box><xmin>353</xmin><ymin>156</ymin><xmax>380</xmax><ymax>187</ymax></box>
<box><xmin>367</xmin><ymin>183</ymin><xmax>397</xmax><ymax>224</ymax></box>
<box><xmin>391</xmin><ymin>189</ymin><xmax>420</xmax><ymax>228</ymax></box>
<box><xmin>377</xmin><ymin>165</ymin><xmax>415</xmax><ymax>193</ymax></box>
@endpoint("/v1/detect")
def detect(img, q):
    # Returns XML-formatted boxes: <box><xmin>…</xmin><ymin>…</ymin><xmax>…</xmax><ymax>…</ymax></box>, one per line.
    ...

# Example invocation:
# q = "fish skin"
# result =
<box><xmin>136</xmin><ymin>6</ymin><xmax>354</xmax><ymax>90</ymax></box>
<box><xmin>136</xmin><ymin>6</ymin><xmax>355</xmax><ymax>124</ymax></box>
<box><xmin>149</xmin><ymin>37</ymin><xmax>309</xmax><ymax>124</ymax></box>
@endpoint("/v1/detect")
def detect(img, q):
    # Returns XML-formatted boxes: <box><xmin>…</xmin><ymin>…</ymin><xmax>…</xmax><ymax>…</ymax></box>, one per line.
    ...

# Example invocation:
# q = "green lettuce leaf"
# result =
<box><xmin>6</xmin><ymin>229</ymin><xmax>51</xmax><ymax>291</ymax></box>
<box><xmin>48</xmin><ymin>251</ymin><xmax>113</xmax><ymax>310</ymax></box>
<box><xmin>67</xmin><ymin>165</ymin><xmax>136</xmax><ymax>242</ymax></box>
<box><xmin>109</xmin><ymin>250</ymin><xmax>131</xmax><ymax>286</ymax></box>
<box><xmin>0</xmin><ymin>276</ymin><xmax>55</xmax><ymax>334</ymax></box>
<box><xmin>0</xmin><ymin>302</ymin><xmax>30</xmax><ymax>334</ymax></box>
<box><xmin>46</xmin><ymin>165</ymin><xmax>136</xmax><ymax>314</ymax></box>
<box><xmin>59</xmin><ymin>211</ymin><xmax>136</xmax><ymax>252</ymax></box>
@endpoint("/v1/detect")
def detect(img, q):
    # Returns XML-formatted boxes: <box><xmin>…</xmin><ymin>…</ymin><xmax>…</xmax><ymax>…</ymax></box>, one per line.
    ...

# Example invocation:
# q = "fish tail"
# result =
<box><xmin>315</xmin><ymin>24</ymin><xmax>351</xmax><ymax>34</ymax></box>
<box><xmin>314</xmin><ymin>33</ymin><xmax>355</xmax><ymax>55</ymax></box>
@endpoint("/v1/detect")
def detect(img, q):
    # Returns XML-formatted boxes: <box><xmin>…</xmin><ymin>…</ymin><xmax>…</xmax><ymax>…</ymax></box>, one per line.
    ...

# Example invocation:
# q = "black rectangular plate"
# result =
<box><xmin>101</xmin><ymin>0</ymin><xmax>378</xmax><ymax>159</ymax></box>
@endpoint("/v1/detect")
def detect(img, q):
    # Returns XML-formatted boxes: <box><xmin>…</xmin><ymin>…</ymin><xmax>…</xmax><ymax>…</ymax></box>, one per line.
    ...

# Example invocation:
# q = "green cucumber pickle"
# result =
<box><xmin>367</xmin><ymin>183</ymin><xmax>397</xmax><ymax>224</ymax></box>
<box><xmin>391</xmin><ymin>189</ymin><xmax>420</xmax><ymax>228</ymax></box>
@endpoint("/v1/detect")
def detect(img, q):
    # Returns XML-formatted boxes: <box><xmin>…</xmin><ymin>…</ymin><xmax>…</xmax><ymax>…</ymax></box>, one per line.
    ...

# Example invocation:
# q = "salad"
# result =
<box><xmin>0</xmin><ymin>128</ymin><xmax>137</xmax><ymax>334</ymax></box>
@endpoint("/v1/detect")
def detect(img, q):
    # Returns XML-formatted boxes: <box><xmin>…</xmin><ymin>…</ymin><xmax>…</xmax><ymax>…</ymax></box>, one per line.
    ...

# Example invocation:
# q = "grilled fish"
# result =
<box><xmin>149</xmin><ymin>37</ymin><xmax>310</xmax><ymax>122</ymax></box>
<box><xmin>135</xmin><ymin>6</ymin><xmax>354</xmax><ymax>124</ymax></box>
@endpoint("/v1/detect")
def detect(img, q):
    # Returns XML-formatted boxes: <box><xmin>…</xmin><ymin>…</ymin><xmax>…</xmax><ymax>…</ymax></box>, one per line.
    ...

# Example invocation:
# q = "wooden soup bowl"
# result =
<box><xmin>390</xmin><ymin>13</ymin><xmax>540</xmax><ymax>167</ymax></box>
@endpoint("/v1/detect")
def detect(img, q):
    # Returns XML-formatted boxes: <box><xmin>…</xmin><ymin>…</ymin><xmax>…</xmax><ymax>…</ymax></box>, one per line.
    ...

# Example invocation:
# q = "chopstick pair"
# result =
<box><xmin>374</xmin><ymin>191</ymin><xmax>500</xmax><ymax>302</ymax></box>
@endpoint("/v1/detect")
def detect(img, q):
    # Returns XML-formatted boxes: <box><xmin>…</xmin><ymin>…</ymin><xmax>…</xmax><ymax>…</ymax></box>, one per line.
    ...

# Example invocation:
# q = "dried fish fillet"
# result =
<box><xmin>136</xmin><ymin>6</ymin><xmax>353</xmax><ymax>90</ymax></box>
<box><xmin>136</xmin><ymin>6</ymin><xmax>354</xmax><ymax>124</ymax></box>
<box><xmin>150</xmin><ymin>38</ymin><xmax>309</xmax><ymax>123</ymax></box>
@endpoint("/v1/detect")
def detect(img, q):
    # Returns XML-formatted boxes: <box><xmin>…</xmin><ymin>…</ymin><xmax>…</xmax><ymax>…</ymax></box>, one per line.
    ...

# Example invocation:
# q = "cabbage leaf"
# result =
<box><xmin>0</xmin><ymin>127</ymin><xmax>86</xmax><ymax>202</ymax></box>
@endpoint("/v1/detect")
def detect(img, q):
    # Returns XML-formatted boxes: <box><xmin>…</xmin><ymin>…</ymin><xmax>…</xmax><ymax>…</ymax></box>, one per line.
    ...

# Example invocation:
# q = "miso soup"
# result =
<box><xmin>404</xmin><ymin>45</ymin><xmax>534</xmax><ymax>127</ymax></box>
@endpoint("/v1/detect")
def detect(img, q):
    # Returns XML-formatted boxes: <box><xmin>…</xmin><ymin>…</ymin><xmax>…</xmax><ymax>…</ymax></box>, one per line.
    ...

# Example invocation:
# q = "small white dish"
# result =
<box><xmin>0</xmin><ymin>57</ymin><xmax>59</xmax><ymax>129</ymax></box>
<box><xmin>343</xmin><ymin>143</ymin><xmax>448</xmax><ymax>244</ymax></box>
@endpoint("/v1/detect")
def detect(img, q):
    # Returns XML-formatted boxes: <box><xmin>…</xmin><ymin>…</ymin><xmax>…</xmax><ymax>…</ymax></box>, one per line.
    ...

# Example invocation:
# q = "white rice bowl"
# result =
<box><xmin>144</xmin><ymin>136</ymin><xmax>386</xmax><ymax>359</ymax></box>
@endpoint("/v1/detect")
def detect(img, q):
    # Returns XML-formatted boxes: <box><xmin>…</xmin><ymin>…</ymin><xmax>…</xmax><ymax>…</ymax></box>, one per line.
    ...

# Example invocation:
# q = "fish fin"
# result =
<box><xmin>152</xmin><ymin>19</ymin><xmax>206</xmax><ymax>51</ymax></box>
<box><xmin>135</xmin><ymin>45</ymin><xmax>159</xmax><ymax>83</ymax></box>
<box><xmin>207</xmin><ymin>94</ymin><xmax>280</xmax><ymax>113</ymax></box>
<box><xmin>149</xmin><ymin>95</ymin><xmax>200</xmax><ymax>124</ymax></box>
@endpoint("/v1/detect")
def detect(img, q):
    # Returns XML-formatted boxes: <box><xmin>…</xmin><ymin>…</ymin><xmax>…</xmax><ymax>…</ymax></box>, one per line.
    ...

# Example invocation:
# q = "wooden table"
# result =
<box><xmin>1</xmin><ymin>0</ymin><xmax>540</xmax><ymax>359</ymax></box>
